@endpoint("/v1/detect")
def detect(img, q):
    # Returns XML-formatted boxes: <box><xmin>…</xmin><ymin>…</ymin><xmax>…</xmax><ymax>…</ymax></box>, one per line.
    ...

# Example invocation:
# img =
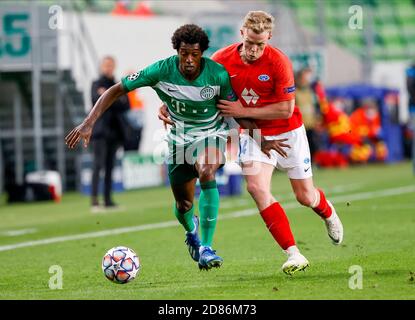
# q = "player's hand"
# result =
<box><xmin>217</xmin><ymin>99</ymin><xmax>247</xmax><ymax>118</ymax></box>
<box><xmin>158</xmin><ymin>104</ymin><xmax>175</xmax><ymax>129</ymax></box>
<box><xmin>65</xmin><ymin>121</ymin><xmax>93</xmax><ymax>149</ymax></box>
<box><xmin>97</xmin><ymin>87</ymin><xmax>106</xmax><ymax>95</ymax></box>
<box><xmin>261</xmin><ymin>138</ymin><xmax>290</xmax><ymax>158</ymax></box>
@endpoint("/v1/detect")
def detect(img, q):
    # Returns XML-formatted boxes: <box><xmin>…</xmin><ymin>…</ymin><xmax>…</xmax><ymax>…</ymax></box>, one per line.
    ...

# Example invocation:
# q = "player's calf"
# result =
<box><xmin>295</xmin><ymin>189</ymin><xmax>317</xmax><ymax>208</ymax></box>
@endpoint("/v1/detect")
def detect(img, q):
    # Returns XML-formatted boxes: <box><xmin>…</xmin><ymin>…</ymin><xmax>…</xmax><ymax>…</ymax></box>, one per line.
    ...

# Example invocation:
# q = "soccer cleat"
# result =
<box><xmin>324</xmin><ymin>201</ymin><xmax>344</xmax><ymax>245</ymax></box>
<box><xmin>185</xmin><ymin>216</ymin><xmax>201</xmax><ymax>262</ymax></box>
<box><xmin>281</xmin><ymin>250</ymin><xmax>309</xmax><ymax>275</ymax></box>
<box><xmin>198</xmin><ymin>247</ymin><xmax>223</xmax><ymax>270</ymax></box>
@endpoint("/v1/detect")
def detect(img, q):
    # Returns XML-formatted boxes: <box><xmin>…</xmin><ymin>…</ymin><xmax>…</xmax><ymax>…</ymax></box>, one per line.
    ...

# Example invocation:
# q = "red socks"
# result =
<box><xmin>260</xmin><ymin>202</ymin><xmax>296</xmax><ymax>250</ymax></box>
<box><xmin>259</xmin><ymin>190</ymin><xmax>333</xmax><ymax>250</ymax></box>
<box><xmin>312</xmin><ymin>189</ymin><xmax>333</xmax><ymax>219</ymax></box>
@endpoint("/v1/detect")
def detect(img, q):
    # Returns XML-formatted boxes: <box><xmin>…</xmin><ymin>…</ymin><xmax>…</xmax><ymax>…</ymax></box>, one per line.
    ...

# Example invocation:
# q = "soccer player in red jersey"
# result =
<box><xmin>214</xmin><ymin>11</ymin><xmax>343</xmax><ymax>274</ymax></box>
<box><xmin>160</xmin><ymin>11</ymin><xmax>343</xmax><ymax>275</ymax></box>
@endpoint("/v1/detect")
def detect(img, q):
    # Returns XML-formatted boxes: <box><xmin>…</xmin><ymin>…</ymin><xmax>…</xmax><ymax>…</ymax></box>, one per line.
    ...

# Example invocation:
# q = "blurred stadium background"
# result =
<box><xmin>1</xmin><ymin>0</ymin><xmax>414</xmax><ymax>197</ymax></box>
<box><xmin>0</xmin><ymin>0</ymin><xmax>415</xmax><ymax>300</ymax></box>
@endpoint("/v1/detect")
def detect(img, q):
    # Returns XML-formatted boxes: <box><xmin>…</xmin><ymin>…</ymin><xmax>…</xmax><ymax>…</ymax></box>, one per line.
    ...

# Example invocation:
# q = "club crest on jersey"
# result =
<box><xmin>200</xmin><ymin>86</ymin><xmax>215</xmax><ymax>100</ymax></box>
<box><xmin>241</xmin><ymin>88</ymin><xmax>259</xmax><ymax>105</ymax></box>
<box><xmin>128</xmin><ymin>72</ymin><xmax>140</xmax><ymax>81</ymax></box>
<box><xmin>258</xmin><ymin>74</ymin><xmax>270</xmax><ymax>81</ymax></box>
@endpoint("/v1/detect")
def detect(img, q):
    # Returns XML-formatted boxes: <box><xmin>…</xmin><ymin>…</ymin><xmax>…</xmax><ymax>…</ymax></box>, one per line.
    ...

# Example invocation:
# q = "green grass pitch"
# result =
<box><xmin>0</xmin><ymin>162</ymin><xmax>414</xmax><ymax>300</ymax></box>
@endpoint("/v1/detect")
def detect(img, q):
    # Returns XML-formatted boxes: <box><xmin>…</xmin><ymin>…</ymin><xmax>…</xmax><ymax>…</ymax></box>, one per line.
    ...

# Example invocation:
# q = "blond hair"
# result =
<box><xmin>242</xmin><ymin>11</ymin><xmax>274</xmax><ymax>34</ymax></box>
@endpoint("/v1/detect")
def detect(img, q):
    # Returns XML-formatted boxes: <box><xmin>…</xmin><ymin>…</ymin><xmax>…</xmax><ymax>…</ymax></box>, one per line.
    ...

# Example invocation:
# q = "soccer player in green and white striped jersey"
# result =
<box><xmin>66</xmin><ymin>24</ymin><xmax>251</xmax><ymax>270</ymax></box>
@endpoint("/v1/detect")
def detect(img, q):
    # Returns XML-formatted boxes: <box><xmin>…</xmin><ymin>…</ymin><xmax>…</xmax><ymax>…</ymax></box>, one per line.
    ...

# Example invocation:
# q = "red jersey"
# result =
<box><xmin>211</xmin><ymin>43</ymin><xmax>303</xmax><ymax>136</ymax></box>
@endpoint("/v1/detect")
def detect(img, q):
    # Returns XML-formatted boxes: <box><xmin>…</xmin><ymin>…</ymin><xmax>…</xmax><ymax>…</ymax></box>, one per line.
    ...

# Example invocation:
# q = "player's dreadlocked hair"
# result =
<box><xmin>171</xmin><ymin>24</ymin><xmax>210</xmax><ymax>53</ymax></box>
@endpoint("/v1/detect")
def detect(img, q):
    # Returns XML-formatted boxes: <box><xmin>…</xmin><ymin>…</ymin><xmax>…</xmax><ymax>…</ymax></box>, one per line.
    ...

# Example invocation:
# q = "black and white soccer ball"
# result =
<box><xmin>102</xmin><ymin>246</ymin><xmax>140</xmax><ymax>284</ymax></box>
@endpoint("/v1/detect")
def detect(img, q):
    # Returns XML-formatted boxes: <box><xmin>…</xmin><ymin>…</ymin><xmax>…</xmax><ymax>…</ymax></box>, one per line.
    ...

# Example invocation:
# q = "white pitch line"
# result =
<box><xmin>328</xmin><ymin>182</ymin><xmax>367</xmax><ymax>193</ymax></box>
<box><xmin>0</xmin><ymin>228</ymin><xmax>37</xmax><ymax>237</ymax></box>
<box><xmin>327</xmin><ymin>185</ymin><xmax>415</xmax><ymax>203</ymax></box>
<box><xmin>0</xmin><ymin>221</ymin><xmax>180</xmax><ymax>253</ymax></box>
<box><xmin>0</xmin><ymin>185</ymin><xmax>414</xmax><ymax>253</ymax></box>
<box><xmin>220</xmin><ymin>199</ymin><xmax>251</xmax><ymax>209</ymax></box>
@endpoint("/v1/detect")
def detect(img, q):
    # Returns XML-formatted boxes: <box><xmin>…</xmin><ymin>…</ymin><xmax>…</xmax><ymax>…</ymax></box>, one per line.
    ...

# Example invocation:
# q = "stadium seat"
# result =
<box><xmin>284</xmin><ymin>0</ymin><xmax>415</xmax><ymax>61</ymax></box>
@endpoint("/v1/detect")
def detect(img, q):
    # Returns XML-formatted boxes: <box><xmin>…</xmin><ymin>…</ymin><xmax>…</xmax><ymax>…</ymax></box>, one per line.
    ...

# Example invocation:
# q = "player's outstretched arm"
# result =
<box><xmin>218</xmin><ymin>99</ymin><xmax>294</xmax><ymax>120</ymax></box>
<box><xmin>65</xmin><ymin>82</ymin><xmax>126</xmax><ymax>149</ymax></box>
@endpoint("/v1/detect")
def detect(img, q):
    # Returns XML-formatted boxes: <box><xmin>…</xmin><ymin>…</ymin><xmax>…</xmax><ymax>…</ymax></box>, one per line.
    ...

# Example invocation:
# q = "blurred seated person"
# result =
<box><xmin>131</xmin><ymin>1</ymin><xmax>154</xmax><ymax>16</ymax></box>
<box><xmin>112</xmin><ymin>0</ymin><xmax>130</xmax><ymax>15</ymax></box>
<box><xmin>312</xmin><ymin>96</ymin><xmax>360</xmax><ymax>168</ymax></box>
<box><xmin>349</xmin><ymin>98</ymin><xmax>388</xmax><ymax>162</ymax></box>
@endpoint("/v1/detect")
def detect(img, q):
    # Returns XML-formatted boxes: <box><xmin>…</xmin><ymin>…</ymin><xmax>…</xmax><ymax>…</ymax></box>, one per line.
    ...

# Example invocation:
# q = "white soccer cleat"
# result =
<box><xmin>281</xmin><ymin>247</ymin><xmax>310</xmax><ymax>275</ymax></box>
<box><xmin>324</xmin><ymin>201</ymin><xmax>344</xmax><ymax>245</ymax></box>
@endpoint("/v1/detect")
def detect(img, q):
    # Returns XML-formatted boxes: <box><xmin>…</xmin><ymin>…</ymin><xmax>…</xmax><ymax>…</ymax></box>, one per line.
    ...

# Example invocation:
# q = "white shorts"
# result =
<box><xmin>238</xmin><ymin>125</ymin><xmax>313</xmax><ymax>180</ymax></box>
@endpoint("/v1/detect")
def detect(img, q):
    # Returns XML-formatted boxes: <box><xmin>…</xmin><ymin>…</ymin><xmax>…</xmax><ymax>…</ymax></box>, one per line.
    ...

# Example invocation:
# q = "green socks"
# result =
<box><xmin>174</xmin><ymin>180</ymin><xmax>220</xmax><ymax>246</ymax></box>
<box><xmin>174</xmin><ymin>204</ymin><xmax>195</xmax><ymax>233</ymax></box>
<box><xmin>199</xmin><ymin>180</ymin><xmax>220</xmax><ymax>247</ymax></box>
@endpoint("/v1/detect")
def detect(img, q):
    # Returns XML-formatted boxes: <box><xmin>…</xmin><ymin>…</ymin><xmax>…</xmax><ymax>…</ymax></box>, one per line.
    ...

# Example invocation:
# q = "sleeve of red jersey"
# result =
<box><xmin>272</xmin><ymin>55</ymin><xmax>296</xmax><ymax>102</ymax></box>
<box><xmin>210</xmin><ymin>50</ymin><xmax>221</xmax><ymax>64</ymax></box>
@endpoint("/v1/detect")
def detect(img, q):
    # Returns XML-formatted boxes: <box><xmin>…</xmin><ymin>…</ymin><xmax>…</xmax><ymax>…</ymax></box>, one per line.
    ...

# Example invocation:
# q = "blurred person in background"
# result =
<box><xmin>111</xmin><ymin>0</ymin><xmax>130</xmax><ymax>15</ymax></box>
<box><xmin>295</xmin><ymin>67</ymin><xmax>323</xmax><ymax>158</ymax></box>
<box><xmin>90</xmin><ymin>56</ymin><xmax>130</xmax><ymax>212</ymax></box>
<box><xmin>349</xmin><ymin>98</ymin><xmax>388</xmax><ymax>163</ymax></box>
<box><xmin>406</xmin><ymin>62</ymin><xmax>415</xmax><ymax>174</ymax></box>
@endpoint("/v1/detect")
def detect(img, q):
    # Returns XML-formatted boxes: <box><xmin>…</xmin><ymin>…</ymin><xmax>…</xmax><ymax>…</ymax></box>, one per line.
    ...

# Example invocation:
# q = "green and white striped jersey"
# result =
<box><xmin>121</xmin><ymin>55</ymin><xmax>236</xmax><ymax>146</ymax></box>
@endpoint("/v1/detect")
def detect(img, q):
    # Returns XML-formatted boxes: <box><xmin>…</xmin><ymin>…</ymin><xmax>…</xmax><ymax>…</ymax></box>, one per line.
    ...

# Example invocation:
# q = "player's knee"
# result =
<box><xmin>197</xmin><ymin>165</ymin><xmax>216</xmax><ymax>182</ymax></box>
<box><xmin>295</xmin><ymin>191</ymin><xmax>314</xmax><ymax>207</ymax></box>
<box><xmin>246</xmin><ymin>182</ymin><xmax>268</xmax><ymax>199</ymax></box>
<box><xmin>176</xmin><ymin>200</ymin><xmax>193</xmax><ymax>213</ymax></box>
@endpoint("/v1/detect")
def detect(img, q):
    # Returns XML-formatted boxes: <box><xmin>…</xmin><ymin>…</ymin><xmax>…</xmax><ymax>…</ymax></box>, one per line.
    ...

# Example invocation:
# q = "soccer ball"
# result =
<box><xmin>102</xmin><ymin>246</ymin><xmax>140</xmax><ymax>284</ymax></box>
